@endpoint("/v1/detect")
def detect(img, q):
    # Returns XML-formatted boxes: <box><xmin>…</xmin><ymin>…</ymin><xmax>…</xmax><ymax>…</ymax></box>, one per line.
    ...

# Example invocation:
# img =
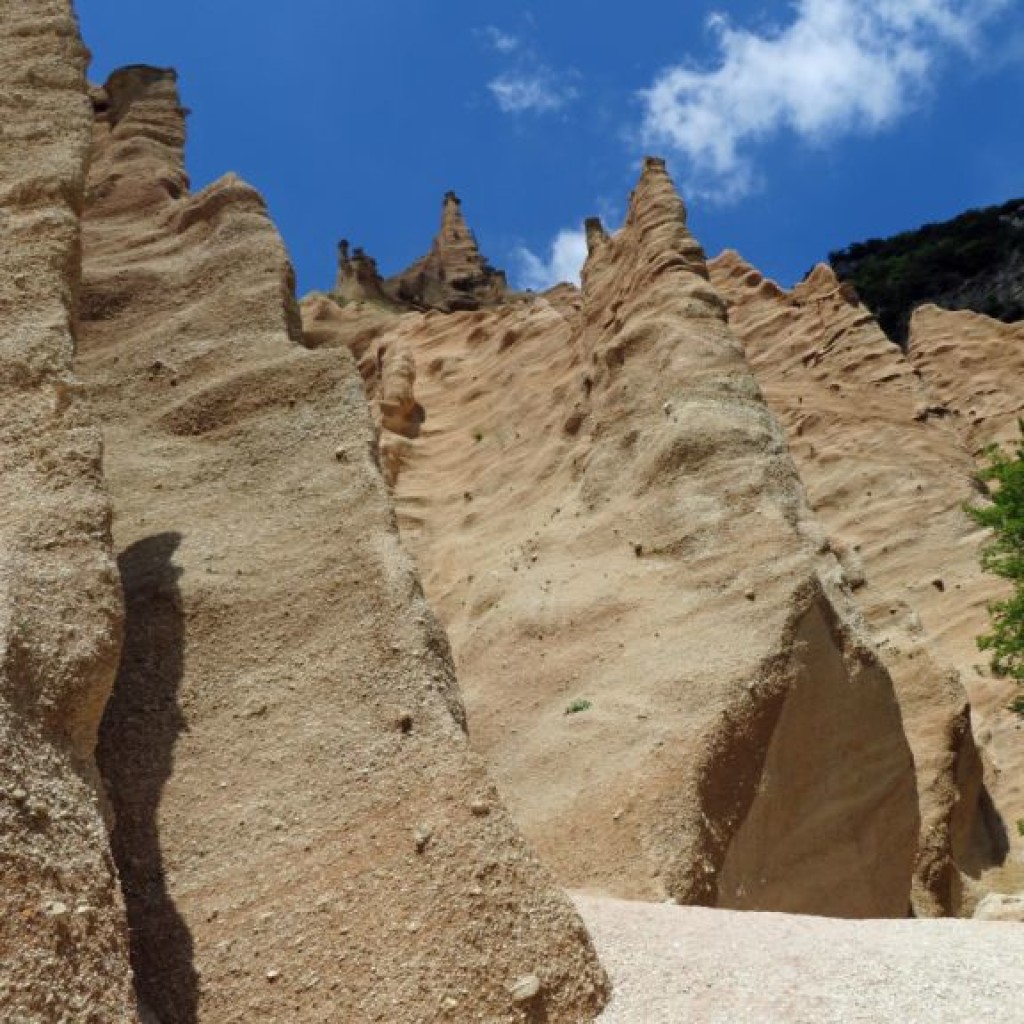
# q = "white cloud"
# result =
<box><xmin>641</xmin><ymin>0</ymin><xmax>1012</xmax><ymax>201</ymax></box>
<box><xmin>479</xmin><ymin>21</ymin><xmax>581</xmax><ymax>116</ymax></box>
<box><xmin>489</xmin><ymin>71</ymin><xmax>579</xmax><ymax>114</ymax></box>
<box><xmin>514</xmin><ymin>228</ymin><xmax>589</xmax><ymax>290</ymax></box>
<box><xmin>482</xmin><ymin>26</ymin><xmax>520</xmax><ymax>54</ymax></box>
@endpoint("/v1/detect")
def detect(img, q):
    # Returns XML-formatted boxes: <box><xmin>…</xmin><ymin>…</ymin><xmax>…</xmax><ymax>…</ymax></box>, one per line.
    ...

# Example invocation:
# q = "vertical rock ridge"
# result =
<box><xmin>568</xmin><ymin>159</ymin><xmax>920</xmax><ymax>915</ymax></box>
<box><xmin>907</xmin><ymin>302</ymin><xmax>1024</xmax><ymax>885</ymax></box>
<box><xmin>709</xmin><ymin>248</ymin><xmax>1009</xmax><ymax>915</ymax></box>
<box><xmin>0</xmin><ymin>3</ymin><xmax>137</xmax><ymax>1020</ymax></box>
<box><xmin>78</xmin><ymin>64</ymin><xmax>608</xmax><ymax>1023</ymax></box>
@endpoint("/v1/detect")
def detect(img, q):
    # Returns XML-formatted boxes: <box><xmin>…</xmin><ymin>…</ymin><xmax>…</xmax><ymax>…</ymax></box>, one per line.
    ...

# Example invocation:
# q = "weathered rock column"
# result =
<box><xmin>0</xmin><ymin>3</ymin><xmax>136</xmax><ymax>1020</ymax></box>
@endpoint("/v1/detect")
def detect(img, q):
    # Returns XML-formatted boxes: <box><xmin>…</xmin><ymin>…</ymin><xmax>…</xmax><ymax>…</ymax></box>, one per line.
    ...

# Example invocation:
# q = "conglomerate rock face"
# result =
<box><xmin>75</xmin><ymin>66</ymin><xmax>607</xmax><ymax>1024</ymax></box>
<box><xmin>0</xmin><ymin>4</ymin><xmax>136</xmax><ymax>1021</ymax></box>
<box><xmin>709</xmin><ymin>252</ymin><xmax>1012</xmax><ymax>915</ymax></box>
<box><xmin>304</xmin><ymin>158</ymin><xmax>923</xmax><ymax>919</ymax></box>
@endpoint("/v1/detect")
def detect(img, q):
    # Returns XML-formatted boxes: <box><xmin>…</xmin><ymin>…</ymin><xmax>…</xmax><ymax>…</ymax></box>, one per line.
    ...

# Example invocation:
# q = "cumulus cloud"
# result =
<box><xmin>641</xmin><ymin>0</ymin><xmax>1011</xmax><ymax>200</ymax></box>
<box><xmin>514</xmin><ymin>228</ymin><xmax>589</xmax><ymax>290</ymax></box>
<box><xmin>489</xmin><ymin>71</ymin><xmax>579</xmax><ymax>114</ymax></box>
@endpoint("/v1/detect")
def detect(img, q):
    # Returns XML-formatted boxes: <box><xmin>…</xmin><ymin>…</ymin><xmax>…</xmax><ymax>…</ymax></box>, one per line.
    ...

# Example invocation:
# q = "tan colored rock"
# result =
<box><xmin>78</xmin><ymin>67</ymin><xmax>607</xmax><ymax>1023</ymax></box>
<box><xmin>0</xmin><ymin>4</ymin><xmax>136</xmax><ymax>1020</ymax></box>
<box><xmin>906</xmin><ymin>302</ymin><xmax>1024</xmax><ymax>889</ymax></box>
<box><xmin>378</xmin><ymin>338</ymin><xmax>424</xmax><ymax>439</ymax></box>
<box><xmin>334</xmin><ymin>239</ymin><xmax>391</xmax><ymax>305</ymax></box>
<box><xmin>376</xmin><ymin>337</ymin><xmax>425</xmax><ymax>486</ymax></box>
<box><xmin>709</xmin><ymin>251</ymin><xmax>1011</xmax><ymax>916</ymax></box>
<box><xmin>298</xmin><ymin>294</ymin><xmax>424</xmax><ymax>483</ymax></box>
<box><xmin>342</xmin><ymin>158</ymin><xmax>921</xmax><ymax>916</ymax></box>
<box><xmin>387</xmin><ymin>191</ymin><xmax>507</xmax><ymax>311</ymax></box>
<box><xmin>909</xmin><ymin>304</ymin><xmax>1024</xmax><ymax>458</ymax></box>
<box><xmin>298</xmin><ymin>289</ymin><xmax>397</xmax><ymax>377</ymax></box>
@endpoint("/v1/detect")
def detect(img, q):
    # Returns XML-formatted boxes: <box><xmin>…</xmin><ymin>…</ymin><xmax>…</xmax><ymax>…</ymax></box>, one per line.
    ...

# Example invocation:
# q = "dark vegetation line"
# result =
<box><xmin>828</xmin><ymin>197</ymin><xmax>1024</xmax><ymax>346</ymax></box>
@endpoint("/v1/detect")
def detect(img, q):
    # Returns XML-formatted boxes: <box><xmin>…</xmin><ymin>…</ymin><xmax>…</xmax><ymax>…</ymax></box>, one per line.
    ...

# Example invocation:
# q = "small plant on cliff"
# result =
<box><xmin>565</xmin><ymin>698</ymin><xmax>592</xmax><ymax>715</ymax></box>
<box><xmin>967</xmin><ymin>419</ymin><xmax>1024</xmax><ymax>694</ymax></box>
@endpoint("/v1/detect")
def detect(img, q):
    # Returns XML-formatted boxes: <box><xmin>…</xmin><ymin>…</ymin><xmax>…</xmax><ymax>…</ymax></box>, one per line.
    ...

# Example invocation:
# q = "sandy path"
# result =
<box><xmin>574</xmin><ymin>893</ymin><xmax>1024</xmax><ymax>1023</ymax></box>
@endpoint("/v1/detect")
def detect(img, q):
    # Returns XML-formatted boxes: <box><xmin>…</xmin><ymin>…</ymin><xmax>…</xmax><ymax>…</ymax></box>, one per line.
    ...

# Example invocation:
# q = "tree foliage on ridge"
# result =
<box><xmin>968</xmin><ymin>420</ymin><xmax>1024</xmax><ymax>699</ymax></box>
<box><xmin>829</xmin><ymin>197</ymin><xmax>1024</xmax><ymax>345</ymax></box>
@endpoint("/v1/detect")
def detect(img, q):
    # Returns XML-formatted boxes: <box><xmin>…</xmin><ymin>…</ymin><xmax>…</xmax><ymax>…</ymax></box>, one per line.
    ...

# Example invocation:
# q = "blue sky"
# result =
<box><xmin>78</xmin><ymin>1</ymin><xmax>1024</xmax><ymax>294</ymax></box>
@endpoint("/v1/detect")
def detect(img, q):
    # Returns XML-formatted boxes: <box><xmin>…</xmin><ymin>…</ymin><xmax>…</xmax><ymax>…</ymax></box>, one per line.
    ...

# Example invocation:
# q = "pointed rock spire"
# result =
<box><xmin>580</xmin><ymin>155</ymin><xmax>715</xmax><ymax>303</ymax></box>
<box><xmin>585</xmin><ymin>216</ymin><xmax>609</xmax><ymax>255</ymax></box>
<box><xmin>386</xmin><ymin>191</ymin><xmax>507</xmax><ymax>312</ymax></box>
<box><xmin>88</xmin><ymin>65</ymin><xmax>189</xmax><ymax>216</ymax></box>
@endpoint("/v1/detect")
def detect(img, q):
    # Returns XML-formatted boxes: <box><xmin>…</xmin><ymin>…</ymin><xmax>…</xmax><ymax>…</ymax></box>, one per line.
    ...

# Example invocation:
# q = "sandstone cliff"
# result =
<box><xmin>0</xmin><ymin>4</ymin><xmax>136</xmax><ymax>1021</ymax></box>
<box><xmin>907</xmin><ymin>303</ymin><xmax>1024</xmax><ymax>888</ymax></box>
<box><xmin>304</xmin><ymin>159</ymin><xmax>923</xmax><ymax>918</ymax></box>
<box><xmin>709</xmin><ymin>252</ymin><xmax>1011</xmax><ymax>915</ymax></box>
<box><xmin>10</xmin><ymin>5</ymin><xmax>1024</xmax><ymax>1017</ymax></box>
<box><xmin>76</xmin><ymin>66</ymin><xmax>606</xmax><ymax>1023</ymax></box>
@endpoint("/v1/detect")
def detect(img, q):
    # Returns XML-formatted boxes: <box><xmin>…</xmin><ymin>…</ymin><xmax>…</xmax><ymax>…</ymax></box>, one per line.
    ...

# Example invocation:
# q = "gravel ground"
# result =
<box><xmin>573</xmin><ymin>893</ymin><xmax>1024</xmax><ymax>1023</ymax></box>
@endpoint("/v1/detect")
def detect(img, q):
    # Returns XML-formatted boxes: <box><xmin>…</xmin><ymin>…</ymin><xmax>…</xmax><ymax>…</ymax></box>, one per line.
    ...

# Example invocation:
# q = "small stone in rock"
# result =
<box><xmin>510</xmin><ymin>974</ymin><xmax>542</xmax><ymax>1004</ymax></box>
<box><xmin>414</xmin><ymin>825</ymin><xmax>433</xmax><ymax>853</ymax></box>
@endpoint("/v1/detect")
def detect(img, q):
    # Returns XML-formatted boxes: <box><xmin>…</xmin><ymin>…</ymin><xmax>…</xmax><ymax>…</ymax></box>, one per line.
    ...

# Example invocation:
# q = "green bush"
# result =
<box><xmin>968</xmin><ymin>419</ymin><xmax>1024</xmax><ymax>685</ymax></box>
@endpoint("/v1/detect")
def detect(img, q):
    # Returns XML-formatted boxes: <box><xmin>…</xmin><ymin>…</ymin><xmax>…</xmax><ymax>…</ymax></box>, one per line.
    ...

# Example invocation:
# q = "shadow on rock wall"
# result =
<box><xmin>99</xmin><ymin>533</ymin><xmax>197</xmax><ymax>1024</ymax></box>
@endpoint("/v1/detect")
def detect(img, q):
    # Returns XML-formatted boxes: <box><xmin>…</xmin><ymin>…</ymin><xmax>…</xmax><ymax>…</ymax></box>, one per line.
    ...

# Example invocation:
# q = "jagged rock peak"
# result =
<box><xmin>585</xmin><ymin>215</ymin><xmax>609</xmax><ymax>255</ymax></box>
<box><xmin>92</xmin><ymin>64</ymin><xmax>180</xmax><ymax>125</ymax></box>
<box><xmin>582</xmin><ymin>155</ymin><xmax>714</xmax><ymax>300</ymax></box>
<box><xmin>87</xmin><ymin>63</ymin><xmax>189</xmax><ymax>216</ymax></box>
<box><xmin>630</xmin><ymin>155</ymin><xmax>691</xmax><ymax>231</ymax></box>
<box><xmin>334</xmin><ymin>238</ymin><xmax>389</xmax><ymax>304</ymax></box>
<box><xmin>794</xmin><ymin>262</ymin><xmax>862</xmax><ymax>306</ymax></box>
<box><xmin>385</xmin><ymin>190</ymin><xmax>507</xmax><ymax>312</ymax></box>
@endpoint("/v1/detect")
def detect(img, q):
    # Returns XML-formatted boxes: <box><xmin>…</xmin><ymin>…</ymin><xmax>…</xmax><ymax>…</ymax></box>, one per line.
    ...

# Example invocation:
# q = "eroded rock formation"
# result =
<box><xmin>907</xmin><ymin>303</ymin><xmax>1024</xmax><ymax>888</ymax></box>
<box><xmin>334</xmin><ymin>239</ymin><xmax>391</xmax><ymax>306</ymax></box>
<box><xmin>307</xmin><ymin>158</ymin><xmax>923</xmax><ymax>918</ymax></box>
<box><xmin>0</xmin><ymin>4</ymin><xmax>136</xmax><ymax>1020</ymax></box>
<box><xmin>76</xmin><ymin>66</ymin><xmax>607</xmax><ymax>1024</ymax></box>
<box><xmin>386</xmin><ymin>191</ymin><xmax>508</xmax><ymax>311</ymax></box>
<box><xmin>709</xmin><ymin>252</ymin><xmax>1009</xmax><ymax>915</ymax></box>
<box><xmin>10</xmin><ymin>5</ymin><xmax>1024</xmax><ymax>1017</ymax></box>
<box><xmin>909</xmin><ymin>304</ymin><xmax>1024</xmax><ymax>457</ymax></box>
